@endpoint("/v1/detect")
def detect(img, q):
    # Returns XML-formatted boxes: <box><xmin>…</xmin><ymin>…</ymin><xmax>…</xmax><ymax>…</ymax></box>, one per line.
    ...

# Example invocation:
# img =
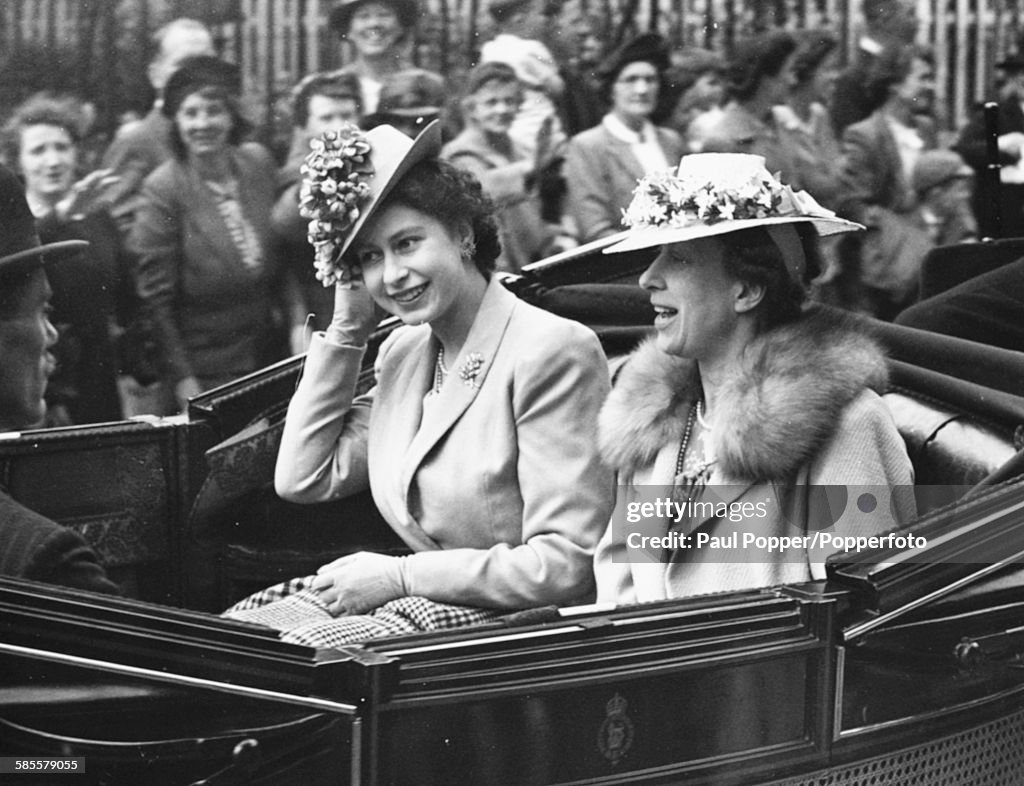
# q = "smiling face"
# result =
<box><xmin>175</xmin><ymin>91</ymin><xmax>233</xmax><ymax>159</ymax></box>
<box><xmin>0</xmin><ymin>267</ymin><xmax>58</xmax><ymax>430</ymax></box>
<box><xmin>19</xmin><ymin>124</ymin><xmax>76</xmax><ymax>206</ymax></box>
<box><xmin>611</xmin><ymin>61</ymin><xmax>661</xmax><ymax>126</ymax></box>
<box><xmin>346</xmin><ymin>2</ymin><xmax>405</xmax><ymax>58</ymax></box>
<box><xmin>352</xmin><ymin>203</ymin><xmax>485</xmax><ymax>331</ymax></box>
<box><xmin>464</xmin><ymin>79</ymin><xmax>522</xmax><ymax>135</ymax></box>
<box><xmin>639</xmin><ymin>237</ymin><xmax>746</xmax><ymax>360</ymax></box>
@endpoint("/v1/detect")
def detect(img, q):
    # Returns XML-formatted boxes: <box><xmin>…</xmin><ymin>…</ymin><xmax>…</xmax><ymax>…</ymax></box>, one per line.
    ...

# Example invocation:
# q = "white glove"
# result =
<box><xmin>311</xmin><ymin>551</ymin><xmax>407</xmax><ymax>616</ymax></box>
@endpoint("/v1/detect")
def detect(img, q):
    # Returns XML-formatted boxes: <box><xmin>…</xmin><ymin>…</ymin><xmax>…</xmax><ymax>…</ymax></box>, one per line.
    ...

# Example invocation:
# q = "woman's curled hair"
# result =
<box><xmin>720</xmin><ymin>224</ymin><xmax>821</xmax><ymax>330</ymax></box>
<box><xmin>1</xmin><ymin>93</ymin><xmax>84</xmax><ymax>168</ymax></box>
<box><xmin>384</xmin><ymin>158</ymin><xmax>502</xmax><ymax>275</ymax></box>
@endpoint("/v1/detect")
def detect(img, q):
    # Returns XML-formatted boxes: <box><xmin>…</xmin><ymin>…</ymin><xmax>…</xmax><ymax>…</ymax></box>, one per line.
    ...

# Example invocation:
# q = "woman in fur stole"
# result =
<box><xmin>594</xmin><ymin>153</ymin><xmax>917</xmax><ymax>604</ymax></box>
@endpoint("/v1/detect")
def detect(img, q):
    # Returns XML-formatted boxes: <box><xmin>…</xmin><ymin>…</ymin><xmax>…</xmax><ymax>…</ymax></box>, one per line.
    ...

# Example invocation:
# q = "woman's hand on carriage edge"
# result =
<box><xmin>325</xmin><ymin>278</ymin><xmax>386</xmax><ymax>347</ymax></box>
<box><xmin>312</xmin><ymin>552</ymin><xmax>407</xmax><ymax>616</ymax></box>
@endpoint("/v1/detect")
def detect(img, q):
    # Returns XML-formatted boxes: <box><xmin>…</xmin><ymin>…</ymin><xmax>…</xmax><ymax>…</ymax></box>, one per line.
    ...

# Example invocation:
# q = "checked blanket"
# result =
<box><xmin>224</xmin><ymin>576</ymin><xmax>504</xmax><ymax>648</ymax></box>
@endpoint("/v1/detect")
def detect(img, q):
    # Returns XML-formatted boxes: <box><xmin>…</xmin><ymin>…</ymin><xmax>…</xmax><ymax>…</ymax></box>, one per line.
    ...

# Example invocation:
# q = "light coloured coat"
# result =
<box><xmin>594</xmin><ymin>308</ymin><xmax>916</xmax><ymax>604</ymax></box>
<box><xmin>275</xmin><ymin>279</ymin><xmax>615</xmax><ymax>609</ymax></box>
<box><xmin>564</xmin><ymin>122</ymin><xmax>685</xmax><ymax>243</ymax></box>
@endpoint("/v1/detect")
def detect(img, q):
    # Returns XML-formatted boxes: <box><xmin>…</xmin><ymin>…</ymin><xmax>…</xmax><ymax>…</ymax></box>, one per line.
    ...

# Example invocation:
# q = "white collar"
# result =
<box><xmin>603</xmin><ymin>113</ymin><xmax>655</xmax><ymax>144</ymax></box>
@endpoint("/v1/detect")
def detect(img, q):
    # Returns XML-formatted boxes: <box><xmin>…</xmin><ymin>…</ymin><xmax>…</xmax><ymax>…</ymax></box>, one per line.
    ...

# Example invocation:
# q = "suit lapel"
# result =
<box><xmin>602</xmin><ymin>127</ymin><xmax>645</xmax><ymax>184</ymax></box>
<box><xmin>400</xmin><ymin>279</ymin><xmax>516</xmax><ymax>497</ymax></box>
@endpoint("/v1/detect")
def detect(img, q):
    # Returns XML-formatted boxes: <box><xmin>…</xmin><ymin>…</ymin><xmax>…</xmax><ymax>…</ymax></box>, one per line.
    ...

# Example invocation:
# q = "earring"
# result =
<box><xmin>460</xmin><ymin>238</ymin><xmax>476</xmax><ymax>261</ymax></box>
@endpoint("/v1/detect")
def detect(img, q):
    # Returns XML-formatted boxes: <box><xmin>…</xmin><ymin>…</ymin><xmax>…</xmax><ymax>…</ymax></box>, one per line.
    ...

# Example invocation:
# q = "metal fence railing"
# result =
<box><xmin>2</xmin><ymin>0</ymin><xmax>1023</xmax><ymax>137</ymax></box>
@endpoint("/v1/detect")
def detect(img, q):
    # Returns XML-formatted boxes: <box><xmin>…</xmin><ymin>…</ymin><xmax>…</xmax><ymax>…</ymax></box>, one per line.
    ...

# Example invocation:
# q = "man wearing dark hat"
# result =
<box><xmin>0</xmin><ymin>165</ymin><xmax>120</xmax><ymax>594</ymax></box>
<box><xmin>954</xmin><ymin>53</ymin><xmax>1024</xmax><ymax>238</ymax></box>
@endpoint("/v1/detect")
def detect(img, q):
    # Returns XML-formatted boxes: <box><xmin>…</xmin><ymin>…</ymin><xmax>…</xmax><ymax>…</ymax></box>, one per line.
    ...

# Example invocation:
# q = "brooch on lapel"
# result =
<box><xmin>459</xmin><ymin>353</ymin><xmax>485</xmax><ymax>388</ymax></box>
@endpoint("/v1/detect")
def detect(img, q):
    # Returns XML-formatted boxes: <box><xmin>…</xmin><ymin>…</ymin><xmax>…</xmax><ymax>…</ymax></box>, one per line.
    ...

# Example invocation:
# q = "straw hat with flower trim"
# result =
<box><xmin>604</xmin><ymin>154</ymin><xmax>862</xmax><ymax>274</ymax></box>
<box><xmin>300</xmin><ymin>121</ymin><xmax>442</xmax><ymax>287</ymax></box>
<box><xmin>0</xmin><ymin>165</ymin><xmax>87</xmax><ymax>275</ymax></box>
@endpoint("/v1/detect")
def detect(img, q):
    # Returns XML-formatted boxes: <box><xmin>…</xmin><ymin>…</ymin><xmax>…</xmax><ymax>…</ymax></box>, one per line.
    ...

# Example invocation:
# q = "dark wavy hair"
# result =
<box><xmin>719</xmin><ymin>224</ymin><xmax>821</xmax><ymax>330</ymax></box>
<box><xmin>726</xmin><ymin>31</ymin><xmax>797</xmax><ymax>102</ymax></box>
<box><xmin>379</xmin><ymin>158</ymin><xmax>502</xmax><ymax>276</ymax></box>
<box><xmin>791</xmin><ymin>29</ymin><xmax>837</xmax><ymax>86</ymax></box>
<box><xmin>864</xmin><ymin>45</ymin><xmax>933</xmax><ymax>109</ymax></box>
<box><xmin>291</xmin><ymin>72</ymin><xmax>363</xmax><ymax>128</ymax></box>
<box><xmin>1</xmin><ymin>93</ymin><xmax>83</xmax><ymax>170</ymax></box>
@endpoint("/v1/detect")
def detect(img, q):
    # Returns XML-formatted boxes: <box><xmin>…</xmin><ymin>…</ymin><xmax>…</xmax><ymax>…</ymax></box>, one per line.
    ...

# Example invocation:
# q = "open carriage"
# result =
<box><xmin>2</xmin><ymin>240</ymin><xmax>1024</xmax><ymax>785</ymax></box>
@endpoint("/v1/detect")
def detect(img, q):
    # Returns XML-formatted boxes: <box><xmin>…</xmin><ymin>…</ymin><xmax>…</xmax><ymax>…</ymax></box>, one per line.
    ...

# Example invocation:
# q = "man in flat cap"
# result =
<box><xmin>0</xmin><ymin>165</ymin><xmax>120</xmax><ymax>594</ymax></box>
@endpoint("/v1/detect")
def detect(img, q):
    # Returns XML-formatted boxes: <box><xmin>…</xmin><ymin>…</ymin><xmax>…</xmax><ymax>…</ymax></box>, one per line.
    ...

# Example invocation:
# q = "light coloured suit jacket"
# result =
<box><xmin>275</xmin><ymin>279</ymin><xmax>615</xmax><ymax>609</ymax></box>
<box><xmin>564</xmin><ymin>121</ymin><xmax>684</xmax><ymax>243</ymax></box>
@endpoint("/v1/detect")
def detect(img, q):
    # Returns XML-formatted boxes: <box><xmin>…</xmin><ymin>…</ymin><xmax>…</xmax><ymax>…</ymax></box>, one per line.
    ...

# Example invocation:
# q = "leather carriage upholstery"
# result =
<box><xmin>0</xmin><ymin>282</ymin><xmax>1020</xmax><ymax>611</ymax></box>
<box><xmin>185</xmin><ymin>285</ymin><xmax>1024</xmax><ymax>609</ymax></box>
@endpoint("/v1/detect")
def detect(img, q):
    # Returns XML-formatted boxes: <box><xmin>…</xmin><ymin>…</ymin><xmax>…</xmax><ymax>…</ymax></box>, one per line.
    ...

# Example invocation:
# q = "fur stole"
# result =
<box><xmin>599</xmin><ymin>308</ymin><xmax>889</xmax><ymax>482</ymax></box>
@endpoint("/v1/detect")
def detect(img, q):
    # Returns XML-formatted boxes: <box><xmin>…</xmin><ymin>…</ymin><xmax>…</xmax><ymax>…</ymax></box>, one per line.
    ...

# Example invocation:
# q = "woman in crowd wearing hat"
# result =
<box><xmin>442</xmin><ymin>62</ymin><xmax>555</xmax><ymax>273</ymax></box>
<box><xmin>226</xmin><ymin>122</ymin><xmax>612</xmax><ymax>645</ymax></box>
<box><xmin>1</xmin><ymin>92</ymin><xmax>130</xmax><ymax>425</ymax></box>
<box><xmin>593</xmin><ymin>153</ymin><xmax>916</xmax><ymax>604</ymax></box>
<box><xmin>129</xmin><ymin>55</ymin><xmax>294</xmax><ymax>412</ymax></box>
<box><xmin>327</xmin><ymin>0</ymin><xmax>444</xmax><ymax>117</ymax></box>
<box><xmin>563</xmin><ymin>33</ymin><xmax>685</xmax><ymax>244</ymax></box>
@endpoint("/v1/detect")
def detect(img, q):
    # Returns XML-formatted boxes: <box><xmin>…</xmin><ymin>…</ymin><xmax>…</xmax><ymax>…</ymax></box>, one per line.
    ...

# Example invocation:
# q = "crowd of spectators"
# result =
<box><xmin>2</xmin><ymin>0</ymin><xmax>1020</xmax><ymax>427</ymax></box>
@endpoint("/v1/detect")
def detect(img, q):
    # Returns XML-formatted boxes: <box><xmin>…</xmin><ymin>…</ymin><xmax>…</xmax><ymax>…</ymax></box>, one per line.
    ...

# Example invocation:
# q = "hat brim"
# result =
<box><xmin>330</xmin><ymin>0</ymin><xmax>419</xmax><ymax>33</ymax></box>
<box><xmin>338</xmin><ymin>121</ymin><xmax>443</xmax><ymax>259</ymax></box>
<box><xmin>0</xmin><ymin>239</ymin><xmax>89</xmax><ymax>273</ymax></box>
<box><xmin>603</xmin><ymin>215</ymin><xmax>862</xmax><ymax>254</ymax></box>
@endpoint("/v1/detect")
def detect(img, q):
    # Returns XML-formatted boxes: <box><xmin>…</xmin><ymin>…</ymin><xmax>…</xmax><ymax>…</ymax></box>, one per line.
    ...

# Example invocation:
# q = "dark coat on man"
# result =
<box><xmin>100</xmin><ymin>108</ymin><xmax>175</xmax><ymax>232</ymax></box>
<box><xmin>0</xmin><ymin>487</ymin><xmax>121</xmax><ymax>594</ymax></box>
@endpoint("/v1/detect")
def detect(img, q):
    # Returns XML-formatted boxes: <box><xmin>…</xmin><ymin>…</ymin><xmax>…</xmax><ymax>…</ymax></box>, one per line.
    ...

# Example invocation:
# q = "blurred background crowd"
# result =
<box><xmin>1</xmin><ymin>0</ymin><xmax>1022</xmax><ymax>425</ymax></box>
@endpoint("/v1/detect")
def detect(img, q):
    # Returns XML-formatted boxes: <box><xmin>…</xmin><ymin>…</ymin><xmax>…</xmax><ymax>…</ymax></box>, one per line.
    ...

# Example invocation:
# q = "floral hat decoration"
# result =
<box><xmin>300</xmin><ymin>120</ymin><xmax>442</xmax><ymax>287</ymax></box>
<box><xmin>604</xmin><ymin>153</ymin><xmax>862</xmax><ymax>261</ymax></box>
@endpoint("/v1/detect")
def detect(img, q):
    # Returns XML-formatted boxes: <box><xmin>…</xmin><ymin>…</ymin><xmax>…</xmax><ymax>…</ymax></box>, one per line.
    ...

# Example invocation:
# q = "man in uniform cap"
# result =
<box><xmin>0</xmin><ymin>165</ymin><xmax>120</xmax><ymax>594</ymax></box>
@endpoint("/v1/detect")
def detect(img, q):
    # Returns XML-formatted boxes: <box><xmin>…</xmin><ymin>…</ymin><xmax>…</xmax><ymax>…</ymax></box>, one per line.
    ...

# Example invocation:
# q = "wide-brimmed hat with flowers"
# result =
<box><xmin>604</xmin><ymin>153</ymin><xmax>861</xmax><ymax>256</ymax></box>
<box><xmin>300</xmin><ymin>120</ymin><xmax>442</xmax><ymax>287</ymax></box>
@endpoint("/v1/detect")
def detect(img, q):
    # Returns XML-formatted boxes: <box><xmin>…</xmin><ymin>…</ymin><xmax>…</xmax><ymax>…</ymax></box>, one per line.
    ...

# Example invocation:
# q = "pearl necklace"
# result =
<box><xmin>674</xmin><ymin>400</ymin><xmax>715</xmax><ymax>485</ymax></box>
<box><xmin>432</xmin><ymin>347</ymin><xmax>448</xmax><ymax>394</ymax></box>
